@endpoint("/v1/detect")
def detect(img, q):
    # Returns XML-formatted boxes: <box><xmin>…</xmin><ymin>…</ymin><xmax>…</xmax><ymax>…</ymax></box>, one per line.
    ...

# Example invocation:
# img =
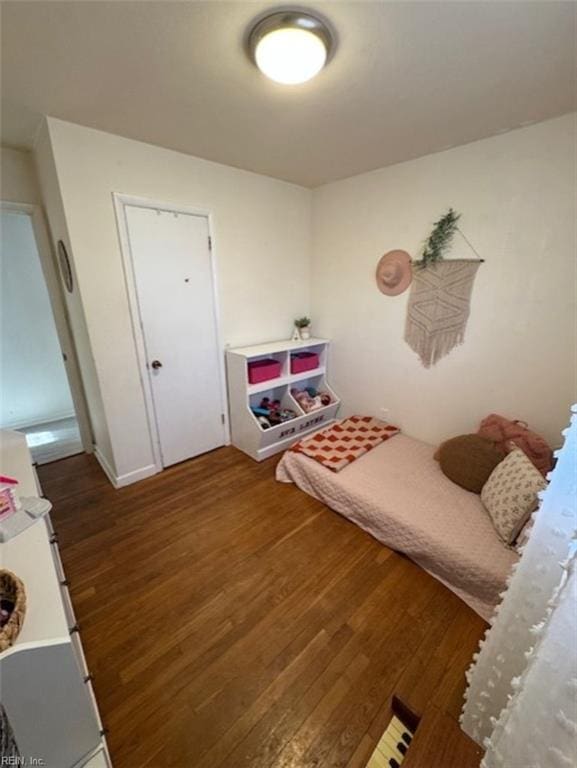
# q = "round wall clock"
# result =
<box><xmin>57</xmin><ymin>240</ymin><xmax>73</xmax><ymax>293</ymax></box>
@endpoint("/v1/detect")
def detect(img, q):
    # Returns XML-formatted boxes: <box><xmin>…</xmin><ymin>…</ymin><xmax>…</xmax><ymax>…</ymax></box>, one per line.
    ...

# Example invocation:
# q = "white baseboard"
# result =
<box><xmin>93</xmin><ymin>446</ymin><xmax>158</xmax><ymax>488</ymax></box>
<box><xmin>1</xmin><ymin>410</ymin><xmax>77</xmax><ymax>431</ymax></box>
<box><xmin>93</xmin><ymin>447</ymin><xmax>118</xmax><ymax>487</ymax></box>
<box><xmin>115</xmin><ymin>463</ymin><xmax>158</xmax><ymax>488</ymax></box>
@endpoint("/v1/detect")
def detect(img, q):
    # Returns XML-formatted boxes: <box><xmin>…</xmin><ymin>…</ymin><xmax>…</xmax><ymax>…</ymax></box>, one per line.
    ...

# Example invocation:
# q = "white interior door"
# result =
<box><xmin>125</xmin><ymin>205</ymin><xmax>225</xmax><ymax>467</ymax></box>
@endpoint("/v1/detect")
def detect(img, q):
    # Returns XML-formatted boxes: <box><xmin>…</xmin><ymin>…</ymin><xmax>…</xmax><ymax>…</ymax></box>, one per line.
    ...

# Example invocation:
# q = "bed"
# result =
<box><xmin>276</xmin><ymin>433</ymin><xmax>518</xmax><ymax>620</ymax></box>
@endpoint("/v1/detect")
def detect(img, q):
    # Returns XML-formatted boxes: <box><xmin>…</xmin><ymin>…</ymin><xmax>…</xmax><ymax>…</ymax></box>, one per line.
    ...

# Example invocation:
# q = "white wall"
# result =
<box><xmin>312</xmin><ymin>114</ymin><xmax>577</xmax><ymax>447</ymax></box>
<box><xmin>33</xmin><ymin>114</ymin><xmax>575</xmax><ymax>482</ymax></box>
<box><xmin>0</xmin><ymin>211</ymin><xmax>74</xmax><ymax>428</ymax></box>
<box><xmin>39</xmin><ymin>118</ymin><xmax>312</xmax><ymax>482</ymax></box>
<box><xmin>1</xmin><ymin>146</ymin><xmax>41</xmax><ymax>204</ymax></box>
<box><xmin>35</xmin><ymin>126</ymin><xmax>112</xmax><ymax>465</ymax></box>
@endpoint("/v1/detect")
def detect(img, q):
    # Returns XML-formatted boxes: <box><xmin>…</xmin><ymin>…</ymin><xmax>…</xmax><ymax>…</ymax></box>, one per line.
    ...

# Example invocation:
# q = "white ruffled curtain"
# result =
<box><xmin>482</xmin><ymin>543</ymin><xmax>577</xmax><ymax>767</ymax></box>
<box><xmin>461</xmin><ymin>405</ymin><xmax>577</xmax><ymax>765</ymax></box>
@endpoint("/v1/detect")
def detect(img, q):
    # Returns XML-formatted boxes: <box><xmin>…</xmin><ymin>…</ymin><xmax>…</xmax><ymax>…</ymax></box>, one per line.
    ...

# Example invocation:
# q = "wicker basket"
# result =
<box><xmin>0</xmin><ymin>569</ymin><xmax>26</xmax><ymax>652</ymax></box>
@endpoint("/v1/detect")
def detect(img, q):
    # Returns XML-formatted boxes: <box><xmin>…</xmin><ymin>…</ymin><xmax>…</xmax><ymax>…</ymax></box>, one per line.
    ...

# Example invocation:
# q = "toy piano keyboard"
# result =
<box><xmin>366</xmin><ymin>715</ymin><xmax>414</xmax><ymax>768</ymax></box>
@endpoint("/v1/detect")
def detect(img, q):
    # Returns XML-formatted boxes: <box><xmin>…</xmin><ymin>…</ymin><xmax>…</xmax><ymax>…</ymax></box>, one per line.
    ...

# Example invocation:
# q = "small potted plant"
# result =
<box><xmin>294</xmin><ymin>317</ymin><xmax>312</xmax><ymax>340</ymax></box>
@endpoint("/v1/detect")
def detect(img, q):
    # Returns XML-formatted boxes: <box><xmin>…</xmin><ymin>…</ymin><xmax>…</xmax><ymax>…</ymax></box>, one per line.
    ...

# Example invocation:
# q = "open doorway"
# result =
<box><xmin>1</xmin><ymin>207</ymin><xmax>84</xmax><ymax>463</ymax></box>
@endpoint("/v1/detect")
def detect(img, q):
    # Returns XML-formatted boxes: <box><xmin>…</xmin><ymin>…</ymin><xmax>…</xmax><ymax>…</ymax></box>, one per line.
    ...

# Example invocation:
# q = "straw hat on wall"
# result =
<box><xmin>375</xmin><ymin>250</ymin><xmax>412</xmax><ymax>296</ymax></box>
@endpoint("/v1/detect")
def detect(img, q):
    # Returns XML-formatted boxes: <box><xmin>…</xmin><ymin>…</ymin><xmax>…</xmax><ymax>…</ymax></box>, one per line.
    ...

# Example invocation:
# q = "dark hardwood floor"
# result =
<box><xmin>39</xmin><ymin>447</ymin><xmax>485</xmax><ymax>768</ymax></box>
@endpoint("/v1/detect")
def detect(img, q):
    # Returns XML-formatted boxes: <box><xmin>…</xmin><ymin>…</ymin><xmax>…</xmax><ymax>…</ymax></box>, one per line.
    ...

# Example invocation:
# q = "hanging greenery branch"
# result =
<box><xmin>419</xmin><ymin>208</ymin><xmax>461</xmax><ymax>268</ymax></box>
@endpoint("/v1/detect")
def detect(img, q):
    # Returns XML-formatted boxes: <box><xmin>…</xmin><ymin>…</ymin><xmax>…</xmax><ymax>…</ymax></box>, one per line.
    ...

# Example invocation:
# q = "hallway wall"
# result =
<box><xmin>0</xmin><ymin>210</ymin><xmax>75</xmax><ymax>428</ymax></box>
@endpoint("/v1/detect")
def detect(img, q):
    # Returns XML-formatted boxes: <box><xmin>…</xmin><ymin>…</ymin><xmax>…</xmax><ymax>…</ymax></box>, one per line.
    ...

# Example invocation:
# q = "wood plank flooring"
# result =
<box><xmin>39</xmin><ymin>447</ymin><xmax>486</xmax><ymax>768</ymax></box>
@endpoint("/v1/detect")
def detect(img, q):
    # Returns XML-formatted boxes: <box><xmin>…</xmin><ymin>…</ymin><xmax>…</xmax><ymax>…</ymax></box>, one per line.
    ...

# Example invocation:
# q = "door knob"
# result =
<box><xmin>151</xmin><ymin>360</ymin><xmax>163</xmax><ymax>370</ymax></box>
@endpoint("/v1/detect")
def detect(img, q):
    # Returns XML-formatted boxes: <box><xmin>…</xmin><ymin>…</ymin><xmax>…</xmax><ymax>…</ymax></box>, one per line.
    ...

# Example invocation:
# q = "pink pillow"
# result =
<box><xmin>478</xmin><ymin>414</ymin><xmax>553</xmax><ymax>476</ymax></box>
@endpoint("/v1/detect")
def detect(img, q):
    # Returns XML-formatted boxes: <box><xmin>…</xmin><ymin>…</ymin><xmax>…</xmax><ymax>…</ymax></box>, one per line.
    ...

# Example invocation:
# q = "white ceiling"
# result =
<box><xmin>1</xmin><ymin>1</ymin><xmax>575</xmax><ymax>187</ymax></box>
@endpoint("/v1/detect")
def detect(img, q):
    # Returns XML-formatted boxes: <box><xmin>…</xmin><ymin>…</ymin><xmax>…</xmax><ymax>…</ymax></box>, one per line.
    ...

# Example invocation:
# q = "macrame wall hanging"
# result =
<box><xmin>404</xmin><ymin>209</ymin><xmax>484</xmax><ymax>368</ymax></box>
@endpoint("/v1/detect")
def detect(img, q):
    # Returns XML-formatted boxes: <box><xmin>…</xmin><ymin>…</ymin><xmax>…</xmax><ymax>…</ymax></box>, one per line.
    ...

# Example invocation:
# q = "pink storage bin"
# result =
<box><xmin>290</xmin><ymin>352</ymin><xmax>319</xmax><ymax>374</ymax></box>
<box><xmin>247</xmin><ymin>358</ymin><xmax>282</xmax><ymax>385</ymax></box>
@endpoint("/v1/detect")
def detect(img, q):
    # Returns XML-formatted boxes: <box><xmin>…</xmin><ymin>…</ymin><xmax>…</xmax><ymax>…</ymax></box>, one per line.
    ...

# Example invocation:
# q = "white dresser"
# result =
<box><xmin>0</xmin><ymin>430</ymin><xmax>111</xmax><ymax>768</ymax></box>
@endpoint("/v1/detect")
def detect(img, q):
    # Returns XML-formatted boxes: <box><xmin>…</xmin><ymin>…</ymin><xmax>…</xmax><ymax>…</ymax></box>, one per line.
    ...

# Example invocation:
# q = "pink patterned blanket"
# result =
<box><xmin>291</xmin><ymin>416</ymin><xmax>400</xmax><ymax>472</ymax></box>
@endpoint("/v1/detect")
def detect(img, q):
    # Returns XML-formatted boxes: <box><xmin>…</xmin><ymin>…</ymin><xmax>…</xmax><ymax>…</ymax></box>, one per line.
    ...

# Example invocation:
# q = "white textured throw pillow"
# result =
<box><xmin>481</xmin><ymin>448</ymin><xmax>547</xmax><ymax>545</ymax></box>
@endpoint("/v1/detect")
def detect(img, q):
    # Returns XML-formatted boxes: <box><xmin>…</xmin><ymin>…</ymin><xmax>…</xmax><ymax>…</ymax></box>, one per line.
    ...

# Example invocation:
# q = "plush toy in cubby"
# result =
<box><xmin>291</xmin><ymin>386</ymin><xmax>332</xmax><ymax>414</ymax></box>
<box><xmin>251</xmin><ymin>397</ymin><xmax>298</xmax><ymax>429</ymax></box>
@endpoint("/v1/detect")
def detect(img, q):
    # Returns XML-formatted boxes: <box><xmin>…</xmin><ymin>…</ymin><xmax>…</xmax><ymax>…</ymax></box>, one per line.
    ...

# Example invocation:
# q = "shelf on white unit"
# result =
<box><xmin>229</xmin><ymin>337</ymin><xmax>330</xmax><ymax>358</ymax></box>
<box><xmin>247</xmin><ymin>366</ymin><xmax>327</xmax><ymax>395</ymax></box>
<box><xmin>287</xmin><ymin>366</ymin><xmax>328</xmax><ymax>387</ymax></box>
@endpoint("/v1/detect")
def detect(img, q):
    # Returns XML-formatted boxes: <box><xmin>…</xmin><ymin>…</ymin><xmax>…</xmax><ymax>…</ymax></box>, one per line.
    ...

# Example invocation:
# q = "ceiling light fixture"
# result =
<box><xmin>248</xmin><ymin>11</ymin><xmax>333</xmax><ymax>85</ymax></box>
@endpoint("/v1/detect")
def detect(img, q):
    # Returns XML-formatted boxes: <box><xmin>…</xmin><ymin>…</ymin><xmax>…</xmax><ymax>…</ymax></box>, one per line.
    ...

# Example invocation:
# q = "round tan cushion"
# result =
<box><xmin>438</xmin><ymin>434</ymin><xmax>505</xmax><ymax>493</ymax></box>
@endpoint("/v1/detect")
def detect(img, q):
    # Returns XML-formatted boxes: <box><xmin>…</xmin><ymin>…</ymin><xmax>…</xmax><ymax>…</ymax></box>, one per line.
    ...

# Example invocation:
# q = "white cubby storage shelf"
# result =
<box><xmin>226</xmin><ymin>338</ymin><xmax>340</xmax><ymax>461</ymax></box>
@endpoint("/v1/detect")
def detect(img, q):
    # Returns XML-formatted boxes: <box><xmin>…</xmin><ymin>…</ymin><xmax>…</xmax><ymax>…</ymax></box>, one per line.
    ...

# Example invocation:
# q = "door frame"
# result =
<box><xmin>113</xmin><ymin>193</ymin><xmax>230</xmax><ymax>472</ymax></box>
<box><xmin>0</xmin><ymin>200</ymin><xmax>93</xmax><ymax>452</ymax></box>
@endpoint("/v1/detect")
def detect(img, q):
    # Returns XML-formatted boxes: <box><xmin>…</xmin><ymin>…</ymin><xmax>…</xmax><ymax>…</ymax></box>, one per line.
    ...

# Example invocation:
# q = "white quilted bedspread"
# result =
<box><xmin>276</xmin><ymin>433</ymin><xmax>518</xmax><ymax>620</ymax></box>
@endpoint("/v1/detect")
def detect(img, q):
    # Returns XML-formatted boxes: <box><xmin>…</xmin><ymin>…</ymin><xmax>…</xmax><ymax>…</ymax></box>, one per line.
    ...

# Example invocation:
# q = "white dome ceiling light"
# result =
<box><xmin>248</xmin><ymin>11</ymin><xmax>334</xmax><ymax>85</ymax></box>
